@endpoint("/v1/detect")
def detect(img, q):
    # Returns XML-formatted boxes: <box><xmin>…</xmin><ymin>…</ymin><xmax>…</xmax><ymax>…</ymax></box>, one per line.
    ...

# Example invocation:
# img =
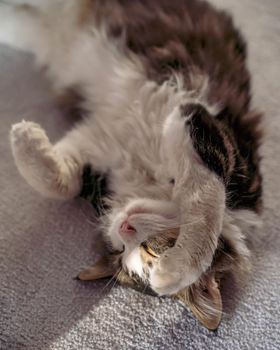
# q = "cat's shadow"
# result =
<box><xmin>3</xmin><ymin>197</ymin><xmax>116</xmax><ymax>349</ymax></box>
<box><xmin>0</xmin><ymin>47</ymin><xmax>116</xmax><ymax>348</ymax></box>
<box><xmin>220</xmin><ymin>234</ymin><xmax>258</xmax><ymax>318</ymax></box>
<box><xmin>220</xmin><ymin>273</ymin><xmax>241</xmax><ymax>316</ymax></box>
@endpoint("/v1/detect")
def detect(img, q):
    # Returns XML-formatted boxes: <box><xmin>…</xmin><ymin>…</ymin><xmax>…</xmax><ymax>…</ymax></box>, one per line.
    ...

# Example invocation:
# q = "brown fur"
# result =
<box><xmin>85</xmin><ymin>0</ymin><xmax>262</xmax><ymax>212</ymax></box>
<box><xmin>77</xmin><ymin>0</ymin><xmax>261</xmax><ymax>328</ymax></box>
<box><xmin>56</xmin><ymin>87</ymin><xmax>86</xmax><ymax>121</ymax></box>
<box><xmin>78</xmin><ymin>0</ymin><xmax>95</xmax><ymax>26</ymax></box>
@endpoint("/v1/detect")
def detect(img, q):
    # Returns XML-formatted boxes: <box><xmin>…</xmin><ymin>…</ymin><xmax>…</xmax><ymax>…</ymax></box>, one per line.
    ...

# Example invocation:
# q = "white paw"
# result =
<box><xmin>10</xmin><ymin>120</ymin><xmax>56</xmax><ymax>171</ymax></box>
<box><xmin>150</xmin><ymin>265</ymin><xmax>182</xmax><ymax>296</ymax></box>
<box><xmin>11</xmin><ymin>120</ymin><xmax>50</xmax><ymax>149</ymax></box>
<box><xmin>10</xmin><ymin>120</ymin><xmax>62</xmax><ymax>196</ymax></box>
<box><xmin>10</xmin><ymin>121</ymin><xmax>81</xmax><ymax>199</ymax></box>
<box><xmin>149</xmin><ymin>252</ymin><xmax>201</xmax><ymax>296</ymax></box>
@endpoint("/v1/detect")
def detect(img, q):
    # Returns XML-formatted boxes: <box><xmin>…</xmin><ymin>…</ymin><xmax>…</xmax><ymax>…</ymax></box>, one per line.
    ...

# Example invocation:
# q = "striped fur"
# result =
<box><xmin>76</xmin><ymin>0</ymin><xmax>263</xmax><ymax>213</ymax></box>
<box><xmin>1</xmin><ymin>0</ymin><xmax>263</xmax><ymax>325</ymax></box>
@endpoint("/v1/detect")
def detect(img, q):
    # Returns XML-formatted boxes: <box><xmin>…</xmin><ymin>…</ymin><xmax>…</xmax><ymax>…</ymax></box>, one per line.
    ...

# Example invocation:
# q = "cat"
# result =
<box><xmin>0</xmin><ymin>0</ymin><xmax>262</xmax><ymax>328</ymax></box>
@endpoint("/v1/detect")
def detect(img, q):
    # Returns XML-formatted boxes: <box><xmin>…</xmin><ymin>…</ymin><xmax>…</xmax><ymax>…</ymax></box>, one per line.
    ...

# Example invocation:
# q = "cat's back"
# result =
<box><xmin>90</xmin><ymin>0</ymin><xmax>249</xmax><ymax>114</ymax></box>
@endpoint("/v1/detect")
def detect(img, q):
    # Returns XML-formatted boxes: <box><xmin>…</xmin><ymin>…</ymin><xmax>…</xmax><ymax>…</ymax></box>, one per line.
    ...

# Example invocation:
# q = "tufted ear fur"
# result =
<box><xmin>77</xmin><ymin>255</ymin><xmax>120</xmax><ymax>281</ymax></box>
<box><xmin>175</xmin><ymin>273</ymin><xmax>222</xmax><ymax>331</ymax></box>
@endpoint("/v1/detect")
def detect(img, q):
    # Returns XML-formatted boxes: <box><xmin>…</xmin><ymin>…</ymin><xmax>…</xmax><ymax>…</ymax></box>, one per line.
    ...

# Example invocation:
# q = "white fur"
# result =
<box><xmin>122</xmin><ymin>247</ymin><xmax>144</xmax><ymax>279</ymax></box>
<box><xmin>1</xmin><ymin>1</ymin><xmax>256</xmax><ymax>296</ymax></box>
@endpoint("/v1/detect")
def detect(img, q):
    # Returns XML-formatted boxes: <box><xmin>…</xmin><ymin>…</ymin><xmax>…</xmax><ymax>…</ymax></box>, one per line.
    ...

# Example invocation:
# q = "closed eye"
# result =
<box><xmin>141</xmin><ymin>243</ymin><xmax>159</xmax><ymax>258</ymax></box>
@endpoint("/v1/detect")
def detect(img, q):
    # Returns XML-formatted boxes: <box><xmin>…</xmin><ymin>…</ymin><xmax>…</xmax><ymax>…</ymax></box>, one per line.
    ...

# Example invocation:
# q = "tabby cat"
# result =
<box><xmin>0</xmin><ymin>0</ymin><xmax>262</xmax><ymax>329</ymax></box>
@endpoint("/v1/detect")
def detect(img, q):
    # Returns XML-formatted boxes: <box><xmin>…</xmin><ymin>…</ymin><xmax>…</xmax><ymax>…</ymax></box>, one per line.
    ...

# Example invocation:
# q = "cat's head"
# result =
<box><xmin>78</xmin><ymin>199</ymin><xmax>243</xmax><ymax>330</ymax></box>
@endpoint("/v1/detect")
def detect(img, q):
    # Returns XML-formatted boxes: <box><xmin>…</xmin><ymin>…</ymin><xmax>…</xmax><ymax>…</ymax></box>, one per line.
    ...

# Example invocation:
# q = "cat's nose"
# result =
<box><xmin>119</xmin><ymin>220</ymin><xmax>136</xmax><ymax>235</ymax></box>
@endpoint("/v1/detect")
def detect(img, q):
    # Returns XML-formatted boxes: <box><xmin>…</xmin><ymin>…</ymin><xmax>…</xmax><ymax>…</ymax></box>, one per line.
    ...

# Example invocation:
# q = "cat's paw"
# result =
<box><xmin>10</xmin><ymin>120</ymin><xmax>57</xmax><ymax>173</ymax></box>
<box><xmin>10</xmin><ymin>120</ymin><xmax>81</xmax><ymax>199</ymax></box>
<box><xmin>10</xmin><ymin>120</ymin><xmax>63</xmax><ymax>197</ymax></box>
<box><xmin>11</xmin><ymin>120</ymin><xmax>51</xmax><ymax>153</ymax></box>
<box><xmin>150</xmin><ymin>250</ymin><xmax>201</xmax><ymax>296</ymax></box>
<box><xmin>150</xmin><ymin>266</ymin><xmax>183</xmax><ymax>296</ymax></box>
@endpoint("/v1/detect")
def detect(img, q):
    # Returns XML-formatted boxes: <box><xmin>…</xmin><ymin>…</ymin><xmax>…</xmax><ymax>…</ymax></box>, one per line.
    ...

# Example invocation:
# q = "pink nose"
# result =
<box><xmin>120</xmin><ymin>220</ymin><xmax>136</xmax><ymax>235</ymax></box>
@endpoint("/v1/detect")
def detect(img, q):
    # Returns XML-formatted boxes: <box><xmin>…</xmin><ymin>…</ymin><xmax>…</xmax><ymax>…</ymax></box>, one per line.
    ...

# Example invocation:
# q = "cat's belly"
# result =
<box><xmin>108</xmin><ymin>159</ymin><xmax>174</xmax><ymax>205</ymax></box>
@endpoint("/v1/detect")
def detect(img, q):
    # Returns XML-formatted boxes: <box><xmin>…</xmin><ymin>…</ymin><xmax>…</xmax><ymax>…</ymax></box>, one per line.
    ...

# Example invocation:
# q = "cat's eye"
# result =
<box><xmin>141</xmin><ymin>243</ymin><xmax>159</xmax><ymax>258</ymax></box>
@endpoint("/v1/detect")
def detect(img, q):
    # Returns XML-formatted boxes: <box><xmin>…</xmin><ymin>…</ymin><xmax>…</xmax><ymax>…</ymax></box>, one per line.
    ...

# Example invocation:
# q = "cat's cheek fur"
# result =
<box><xmin>121</xmin><ymin>247</ymin><xmax>145</xmax><ymax>279</ymax></box>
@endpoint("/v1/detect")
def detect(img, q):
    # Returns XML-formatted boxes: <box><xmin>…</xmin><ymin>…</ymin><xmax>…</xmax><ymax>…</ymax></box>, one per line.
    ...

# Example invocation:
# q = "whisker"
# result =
<box><xmin>101</xmin><ymin>269</ymin><xmax>121</xmax><ymax>293</ymax></box>
<box><xmin>110</xmin><ymin>272</ymin><xmax>121</xmax><ymax>291</ymax></box>
<box><xmin>142</xmin><ymin>280</ymin><xmax>150</xmax><ymax>294</ymax></box>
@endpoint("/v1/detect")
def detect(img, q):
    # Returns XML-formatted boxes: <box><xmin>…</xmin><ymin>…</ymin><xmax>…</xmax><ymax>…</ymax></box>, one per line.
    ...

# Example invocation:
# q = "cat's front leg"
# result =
<box><xmin>150</xmin><ymin>170</ymin><xmax>225</xmax><ymax>296</ymax></box>
<box><xmin>11</xmin><ymin>117</ymin><xmax>119</xmax><ymax>200</ymax></box>
<box><xmin>151</xmin><ymin>103</ymin><xmax>227</xmax><ymax>296</ymax></box>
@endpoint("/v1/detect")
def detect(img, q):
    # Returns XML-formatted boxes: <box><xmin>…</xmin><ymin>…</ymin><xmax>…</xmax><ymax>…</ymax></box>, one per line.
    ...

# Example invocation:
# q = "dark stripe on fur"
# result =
<box><xmin>184</xmin><ymin>104</ymin><xmax>232</xmax><ymax>181</ymax></box>
<box><xmin>183</xmin><ymin>103</ymin><xmax>262</xmax><ymax>211</ymax></box>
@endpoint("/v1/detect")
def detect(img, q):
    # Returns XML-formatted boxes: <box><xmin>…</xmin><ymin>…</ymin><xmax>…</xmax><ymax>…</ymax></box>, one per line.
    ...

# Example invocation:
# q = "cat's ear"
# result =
<box><xmin>175</xmin><ymin>273</ymin><xmax>222</xmax><ymax>330</ymax></box>
<box><xmin>77</xmin><ymin>255</ymin><xmax>120</xmax><ymax>281</ymax></box>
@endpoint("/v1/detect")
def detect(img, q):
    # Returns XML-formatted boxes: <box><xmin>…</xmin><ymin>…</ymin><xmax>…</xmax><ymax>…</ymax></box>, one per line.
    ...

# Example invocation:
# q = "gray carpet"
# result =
<box><xmin>0</xmin><ymin>1</ymin><xmax>280</xmax><ymax>349</ymax></box>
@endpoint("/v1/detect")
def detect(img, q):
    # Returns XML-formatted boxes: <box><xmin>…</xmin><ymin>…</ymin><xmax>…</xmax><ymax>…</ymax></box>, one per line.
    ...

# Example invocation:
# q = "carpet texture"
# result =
<box><xmin>0</xmin><ymin>1</ymin><xmax>279</xmax><ymax>349</ymax></box>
